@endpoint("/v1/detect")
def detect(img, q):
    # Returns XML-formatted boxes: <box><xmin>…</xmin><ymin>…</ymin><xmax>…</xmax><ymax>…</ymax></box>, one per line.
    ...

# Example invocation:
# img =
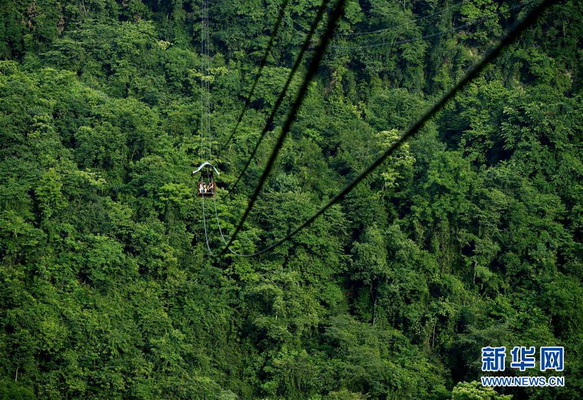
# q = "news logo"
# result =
<box><xmin>481</xmin><ymin>346</ymin><xmax>564</xmax><ymax>372</ymax></box>
<box><xmin>480</xmin><ymin>346</ymin><xmax>565</xmax><ymax>387</ymax></box>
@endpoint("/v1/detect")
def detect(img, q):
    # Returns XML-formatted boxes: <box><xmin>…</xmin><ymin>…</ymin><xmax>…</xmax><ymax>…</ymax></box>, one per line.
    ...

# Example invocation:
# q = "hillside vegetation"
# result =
<box><xmin>0</xmin><ymin>0</ymin><xmax>581</xmax><ymax>398</ymax></box>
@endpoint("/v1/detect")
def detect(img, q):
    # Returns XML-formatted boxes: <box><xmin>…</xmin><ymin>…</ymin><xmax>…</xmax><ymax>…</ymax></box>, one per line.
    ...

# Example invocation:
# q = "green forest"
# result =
<box><xmin>0</xmin><ymin>0</ymin><xmax>581</xmax><ymax>398</ymax></box>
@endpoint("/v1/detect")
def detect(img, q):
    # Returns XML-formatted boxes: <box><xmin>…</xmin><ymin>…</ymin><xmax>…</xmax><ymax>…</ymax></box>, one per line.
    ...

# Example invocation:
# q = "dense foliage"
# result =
<box><xmin>1</xmin><ymin>0</ymin><xmax>581</xmax><ymax>398</ymax></box>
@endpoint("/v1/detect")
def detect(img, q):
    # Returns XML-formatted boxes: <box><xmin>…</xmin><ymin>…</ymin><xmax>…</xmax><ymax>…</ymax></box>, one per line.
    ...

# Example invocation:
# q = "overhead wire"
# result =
<box><xmin>197</xmin><ymin>0</ymin><xmax>291</xmax><ymax>256</ymax></box>
<box><xmin>216</xmin><ymin>0</ymin><xmax>557</xmax><ymax>257</ymax></box>
<box><xmin>282</xmin><ymin>0</ymin><xmax>534</xmax><ymax>52</ymax></box>
<box><xmin>199</xmin><ymin>0</ymin><xmax>216</xmax><ymax>255</ymax></box>
<box><xmin>222</xmin><ymin>0</ymin><xmax>524</xmax><ymax>200</ymax></box>
<box><xmin>219</xmin><ymin>0</ymin><xmax>292</xmax><ymax>155</ymax></box>
<box><xmin>330</xmin><ymin>0</ymin><xmax>536</xmax><ymax>50</ymax></box>
<box><xmin>203</xmin><ymin>0</ymin><xmax>334</xmax><ymax>257</ymax></box>
<box><xmin>219</xmin><ymin>0</ymin><xmax>349</xmax><ymax>256</ymax></box>
<box><xmin>225</xmin><ymin>0</ymin><xmax>332</xmax><ymax>198</ymax></box>
<box><xmin>210</xmin><ymin>193</ymin><xmax>253</xmax><ymax>257</ymax></box>
<box><xmin>286</xmin><ymin>0</ymin><xmax>470</xmax><ymax>37</ymax></box>
<box><xmin>335</xmin><ymin>0</ymin><xmax>470</xmax><ymax>37</ymax></box>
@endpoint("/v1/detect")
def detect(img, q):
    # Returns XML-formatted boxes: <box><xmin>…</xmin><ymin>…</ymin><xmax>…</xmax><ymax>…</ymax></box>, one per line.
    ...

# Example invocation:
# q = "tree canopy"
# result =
<box><xmin>0</xmin><ymin>0</ymin><xmax>581</xmax><ymax>398</ymax></box>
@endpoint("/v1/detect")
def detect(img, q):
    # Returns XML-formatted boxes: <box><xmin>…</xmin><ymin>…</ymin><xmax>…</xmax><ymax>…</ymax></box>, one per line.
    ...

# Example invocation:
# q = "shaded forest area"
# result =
<box><xmin>0</xmin><ymin>0</ymin><xmax>581</xmax><ymax>398</ymax></box>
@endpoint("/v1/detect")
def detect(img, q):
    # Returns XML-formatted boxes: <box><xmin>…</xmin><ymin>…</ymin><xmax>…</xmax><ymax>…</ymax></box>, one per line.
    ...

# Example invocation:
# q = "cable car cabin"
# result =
<box><xmin>192</xmin><ymin>161</ymin><xmax>220</xmax><ymax>198</ymax></box>
<box><xmin>197</xmin><ymin>180</ymin><xmax>216</xmax><ymax>197</ymax></box>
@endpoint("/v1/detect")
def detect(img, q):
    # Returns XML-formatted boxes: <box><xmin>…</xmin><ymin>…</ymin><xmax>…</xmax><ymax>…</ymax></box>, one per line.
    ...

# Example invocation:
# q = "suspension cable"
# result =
<box><xmin>210</xmin><ymin>193</ymin><xmax>254</xmax><ymax>257</ymax></box>
<box><xmin>282</xmin><ymin>0</ymin><xmax>534</xmax><ymax>52</ymax></box>
<box><xmin>203</xmin><ymin>0</ymin><xmax>329</xmax><ymax>257</ymax></box>
<box><xmin>220</xmin><ymin>0</ymin><xmax>348</xmax><ymax>255</ymax></box>
<box><xmin>331</xmin><ymin>0</ymin><xmax>535</xmax><ymax>50</ymax></box>
<box><xmin>286</xmin><ymin>0</ymin><xmax>469</xmax><ymax>37</ymax></box>
<box><xmin>219</xmin><ymin>0</ymin><xmax>292</xmax><ymax>154</ymax></box>
<box><xmin>337</xmin><ymin>0</ymin><xmax>470</xmax><ymax>37</ymax></box>
<box><xmin>199</xmin><ymin>0</ymin><xmax>217</xmax><ymax>255</ymax></box>
<box><xmin>216</xmin><ymin>0</ymin><xmax>556</xmax><ymax>258</ymax></box>
<box><xmin>225</xmin><ymin>0</ymin><xmax>331</xmax><ymax>198</ymax></box>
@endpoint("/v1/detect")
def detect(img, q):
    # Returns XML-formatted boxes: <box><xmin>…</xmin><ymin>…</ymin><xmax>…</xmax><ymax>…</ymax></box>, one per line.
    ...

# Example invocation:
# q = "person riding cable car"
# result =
<box><xmin>193</xmin><ymin>162</ymin><xmax>220</xmax><ymax>198</ymax></box>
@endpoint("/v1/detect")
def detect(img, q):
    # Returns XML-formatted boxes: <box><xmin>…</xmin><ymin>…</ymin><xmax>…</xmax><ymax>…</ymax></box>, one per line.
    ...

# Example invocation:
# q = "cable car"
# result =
<box><xmin>192</xmin><ymin>161</ymin><xmax>220</xmax><ymax>197</ymax></box>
